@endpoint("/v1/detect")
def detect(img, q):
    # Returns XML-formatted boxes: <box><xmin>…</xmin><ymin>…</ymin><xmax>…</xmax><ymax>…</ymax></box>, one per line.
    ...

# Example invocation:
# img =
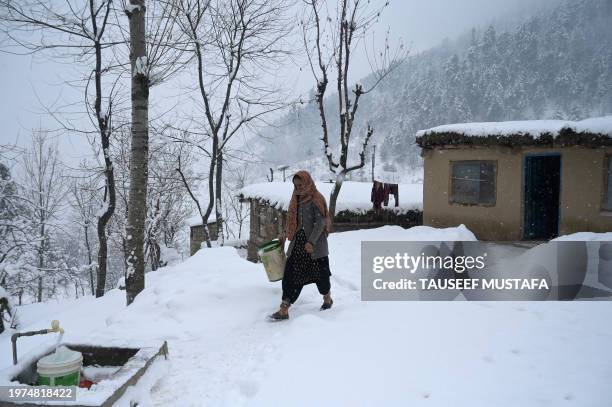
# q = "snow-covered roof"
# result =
<box><xmin>187</xmin><ymin>214</ymin><xmax>216</xmax><ymax>227</ymax></box>
<box><xmin>416</xmin><ymin>116</ymin><xmax>612</xmax><ymax>148</ymax></box>
<box><xmin>238</xmin><ymin>181</ymin><xmax>423</xmax><ymax>213</ymax></box>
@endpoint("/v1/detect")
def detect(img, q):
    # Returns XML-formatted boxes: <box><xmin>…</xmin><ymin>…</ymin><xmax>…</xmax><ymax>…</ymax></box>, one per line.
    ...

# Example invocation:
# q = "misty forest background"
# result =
<box><xmin>1</xmin><ymin>0</ymin><xmax>611</xmax><ymax>307</ymax></box>
<box><xmin>263</xmin><ymin>0</ymin><xmax>612</xmax><ymax>171</ymax></box>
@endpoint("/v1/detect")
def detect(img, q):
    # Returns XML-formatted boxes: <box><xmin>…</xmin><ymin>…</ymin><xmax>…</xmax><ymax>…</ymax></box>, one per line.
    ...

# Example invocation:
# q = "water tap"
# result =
<box><xmin>50</xmin><ymin>320</ymin><xmax>64</xmax><ymax>334</ymax></box>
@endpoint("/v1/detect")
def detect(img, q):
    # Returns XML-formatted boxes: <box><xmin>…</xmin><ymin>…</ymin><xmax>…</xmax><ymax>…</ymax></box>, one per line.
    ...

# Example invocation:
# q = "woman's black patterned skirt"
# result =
<box><xmin>282</xmin><ymin>229</ymin><xmax>331</xmax><ymax>303</ymax></box>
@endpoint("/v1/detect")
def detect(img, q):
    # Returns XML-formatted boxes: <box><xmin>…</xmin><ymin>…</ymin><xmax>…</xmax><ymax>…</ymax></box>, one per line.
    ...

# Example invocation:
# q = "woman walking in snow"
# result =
<box><xmin>269</xmin><ymin>170</ymin><xmax>333</xmax><ymax>321</ymax></box>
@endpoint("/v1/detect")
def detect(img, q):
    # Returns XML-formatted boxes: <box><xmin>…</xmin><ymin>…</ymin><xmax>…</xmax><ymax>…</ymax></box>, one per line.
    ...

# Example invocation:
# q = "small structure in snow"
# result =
<box><xmin>238</xmin><ymin>181</ymin><xmax>423</xmax><ymax>262</ymax></box>
<box><xmin>416</xmin><ymin>115</ymin><xmax>612</xmax><ymax>240</ymax></box>
<box><xmin>188</xmin><ymin>216</ymin><xmax>218</xmax><ymax>256</ymax></box>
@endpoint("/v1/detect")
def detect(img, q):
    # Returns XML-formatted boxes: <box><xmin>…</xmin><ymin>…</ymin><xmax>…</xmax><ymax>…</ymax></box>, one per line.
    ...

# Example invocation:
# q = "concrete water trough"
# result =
<box><xmin>1</xmin><ymin>341</ymin><xmax>168</xmax><ymax>406</ymax></box>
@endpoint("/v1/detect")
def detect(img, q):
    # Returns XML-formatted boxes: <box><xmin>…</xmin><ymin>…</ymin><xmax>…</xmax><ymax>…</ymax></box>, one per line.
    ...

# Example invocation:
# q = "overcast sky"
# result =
<box><xmin>0</xmin><ymin>0</ymin><xmax>562</xmax><ymax>163</ymax></box>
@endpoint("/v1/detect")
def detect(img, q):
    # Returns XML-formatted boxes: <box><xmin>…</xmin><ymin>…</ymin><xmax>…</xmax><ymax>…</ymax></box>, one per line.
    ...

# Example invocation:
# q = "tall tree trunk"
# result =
<box><xmin>95</xmin><ymin>128</ymin><xmax>116</xmax><ymax>298</ymax></box>
<box><xmin>96</xmin><ymin>213</ymin><xmax>108</xmax><ymax>297</ymax></box>
<box><xmin>84</xmin><ymin>223</ymin><xmax>95</xmax><ymax>296</ymax></box>
<box><xmin>215</xmin><ymin>150</ymin><xmax>224</xmax><ymax>246</ymax></box>
<box><xmin>149</xmin><ymin>240</ymin><xmax>161</xmax><ymax>271</ymax></box>
<box><xmin>199</xmin><ymin>136</ymin><xmax>217</xmax><ymax>249</ymax></box>
<box><xmin>122</xmin><ymin>237</ymin><xmax>129</xmax><ymax>272</ymax></box>
<box><xmin>37</xmin><ymin>204</ymin><xmax>45</xmax><ymax>303</ymax></box>
<box><xmin>93</xmin><ymin>16</ymin><xmax>116</xmax><ymax>298</ymax></box>
<box><xmin>37</xmin><ymin>242</ymin><xmax>43</xmax><ymax>303</ymax></box>
<box><xmin>125</xmin><ymin>0</ymin><xmax>149</xmax><ymax>305</ymax></box>
<box><xmin>328</xmin><ymin>172</ymin><xmax>344</xmax><ymax>224</ymax></box>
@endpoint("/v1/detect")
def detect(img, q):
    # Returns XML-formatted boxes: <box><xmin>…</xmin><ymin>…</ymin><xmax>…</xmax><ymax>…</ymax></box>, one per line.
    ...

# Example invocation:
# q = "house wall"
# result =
<box><xmin>190</xmin><ymin>223</ymin><xmax>219</xmax><ymax>256</ymax></box>
<box><xmin>246</xmin><ymin>200</ymin><xmax>423</xmax><ymax>262</ymax></box>
<box><xmin>247</xmin><ymin>200</ymin><xmax>287</xmax><ymax>262</ymax></box>
<box><xmin>422</xmin><ymin>145</ymin><xmax>612</xmax><ymax>240</ymax></box>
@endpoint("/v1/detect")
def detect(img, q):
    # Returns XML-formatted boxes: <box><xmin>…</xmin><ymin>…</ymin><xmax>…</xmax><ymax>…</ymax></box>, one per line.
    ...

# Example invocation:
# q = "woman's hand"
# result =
<box><xmin>304</xmin><ymin>242</ymin><xmax>314</xmax><ymax>254</ymax></box>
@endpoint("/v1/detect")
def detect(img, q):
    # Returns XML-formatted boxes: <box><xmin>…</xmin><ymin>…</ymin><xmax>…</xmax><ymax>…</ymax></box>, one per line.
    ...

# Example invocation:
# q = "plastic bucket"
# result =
<box><xmin>258</xmin><ymin>239</ymin><xmax>286</xmax><ymax>282</ymax></box>
<box><xmin>37</xmin><ymin>348</ymin><xmax>83</xmax><ymax>386</ymax></box>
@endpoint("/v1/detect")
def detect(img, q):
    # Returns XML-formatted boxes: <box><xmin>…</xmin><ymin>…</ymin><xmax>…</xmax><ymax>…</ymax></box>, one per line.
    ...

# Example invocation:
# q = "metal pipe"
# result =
<box><xmin>11</xmin><ymin>321</ymin><xmax>63</xmax><ymax>365</ymax></box>
<box><xmin>11</xmin><ymin>329</ymin><xmax>50</xmax><ymax>365</ymax></box>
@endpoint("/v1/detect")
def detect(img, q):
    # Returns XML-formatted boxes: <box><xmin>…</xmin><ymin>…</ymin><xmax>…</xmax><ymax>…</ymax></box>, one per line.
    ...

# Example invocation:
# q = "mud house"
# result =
<box><xmin>416</xmin><ymin>116</ymin><xmax>612</xmax><ymax>240</ymax></box>
<box><xmin>238</xmin><ymin>181</ymin><xmax>423</xmax><ymax>262</ymax></box>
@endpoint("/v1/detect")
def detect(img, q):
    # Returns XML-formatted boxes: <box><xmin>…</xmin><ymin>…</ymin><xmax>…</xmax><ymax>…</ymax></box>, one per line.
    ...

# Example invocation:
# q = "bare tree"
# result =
<box><xmin>0</xmin><ymin>195</ymin><xmax>32</xmax><ymax>303</ymax></box>
<box><xmin>20</xmin><ymin>131</ymin><xmax>67</xmax><ymax>302</ymax></box>
<box><xmin>107</xmin><ymin>127</ymin><xmax>132</xmax><ymax>273</ymax></box>
<box><xmin>172</xmin><ymin>130</ymin><xmax>213</xmax><ymax>245</ymax></box>
<box><xmin>223</xmin><ymin>161</ymin><xmax>253</xmax><ymax>240</ymax></box>
<box><xmin>0</xmin><ymin>0</ymin><xmax>122</xmax><ymax>298</ymax></box>
<box><xmin>0</xmin><ymin>154</ymin><xmax>35</xmax><ymax>290</ymax></box>
<box><xmin>144</xmin><ymin>134</ymin><xmax>193</xmax><ymax>270</ymax></box>
<box><xmin>174</xmin><ymin>0</ymin><xmax>292</xmax><ymax>247</ymax></box>
<box><xmin>69</xmin><ymin>173</ymin><xmax>100</xmax><ymax>296</ymax></box>
<box><xmin>301</xmin><ymin>0</ymin><xmax>406</xmax><ymax>220</ymax></box>
<box><xmin>122</xmin><ymin>0</ymin><xmax>187</xmax><ymax>304</ymax></box>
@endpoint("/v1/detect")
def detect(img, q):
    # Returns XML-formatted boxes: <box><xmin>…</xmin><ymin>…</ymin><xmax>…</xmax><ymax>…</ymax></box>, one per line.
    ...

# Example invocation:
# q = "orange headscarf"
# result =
<box><xmin>286</xmin><ymin>170</ymin><xmax>331</xmax><ymax>241</ymax></box>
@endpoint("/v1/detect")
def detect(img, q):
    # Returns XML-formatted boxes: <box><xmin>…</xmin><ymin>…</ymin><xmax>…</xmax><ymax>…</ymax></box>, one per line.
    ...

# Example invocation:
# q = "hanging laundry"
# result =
<box><xmin>383</xmin><ymin>183</ymin><xmax>399</xmax><ymax>207</ymax></box>
<box><xmin>371</xmin><ymin>181</ymin><xmax>385</xmax><ymax>210</ymax></box>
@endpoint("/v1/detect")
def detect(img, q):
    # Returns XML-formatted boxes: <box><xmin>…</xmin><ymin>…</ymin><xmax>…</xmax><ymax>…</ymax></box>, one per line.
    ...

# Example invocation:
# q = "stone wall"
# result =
<box><xmin>333</xmin><ymin>209</ymin><xmax>423</xmax><ymax>232</ymax></box>
<box><xmin>247</xmin><ymin>200</ymin><xmax>287</xmax><ymax>262</ymax></box>
<box><xmin>246</xmin><ymin>199</ymin><xmax>422</xmax><ymax>262</ymax></box>
<box><xmin>190</xmin><ymin>223</ymin><xmax>219</xmax><ymax>256</ymax></box>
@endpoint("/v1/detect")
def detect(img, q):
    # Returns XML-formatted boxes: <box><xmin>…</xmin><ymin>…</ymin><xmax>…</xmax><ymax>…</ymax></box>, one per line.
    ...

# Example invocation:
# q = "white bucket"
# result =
<box><xmin>258</xmin><ymin>240</ymin><xmax>286</xmax><ymax>282</ymax></box>
<box><xmin>37</xmin><ymin>347</ymin><xmax>83</xmax><ymax>386</ymax></box>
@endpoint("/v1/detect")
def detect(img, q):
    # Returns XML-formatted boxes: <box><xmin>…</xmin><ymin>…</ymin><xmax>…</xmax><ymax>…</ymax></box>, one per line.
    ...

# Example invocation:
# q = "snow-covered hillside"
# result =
<box><xmin>1</xmin><ymin>226</ymin><xmax>611</xmax><ymax>406</ymax></box>
<box><xmin>259</xmin><ymin>0</ymin><xmax>612</xmax><ymax>168</ymax></box>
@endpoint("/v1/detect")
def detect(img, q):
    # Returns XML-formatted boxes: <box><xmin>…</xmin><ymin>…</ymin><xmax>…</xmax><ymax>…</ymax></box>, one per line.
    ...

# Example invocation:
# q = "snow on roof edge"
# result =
<box><xmin>416</xmin><ymin>116</ymin><xmax>612</xmax><ymax>139</ymax></box>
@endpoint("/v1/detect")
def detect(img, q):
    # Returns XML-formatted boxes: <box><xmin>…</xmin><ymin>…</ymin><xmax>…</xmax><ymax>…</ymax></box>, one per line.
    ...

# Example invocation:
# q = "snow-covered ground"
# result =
<box><xmin>553</xmin><ymin>232</ymin><xmax>612</xmax><ymax>241</ymax></box>
<box><xmin>1</xmin><ymin>226</ymin><xmax>611</xmax><ymax>406</ymax></box>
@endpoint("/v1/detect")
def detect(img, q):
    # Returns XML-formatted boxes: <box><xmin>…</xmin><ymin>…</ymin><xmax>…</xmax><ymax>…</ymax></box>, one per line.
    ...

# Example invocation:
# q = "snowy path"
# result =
<box><xmin>1</xmin><ymin>226</ymin><xmax>611</xmax><ymax>406</ymax></box>
<box><xmin>148</xmin><ymin>246</ymin><xmax>365</xmax><ymax>406</ymax></box>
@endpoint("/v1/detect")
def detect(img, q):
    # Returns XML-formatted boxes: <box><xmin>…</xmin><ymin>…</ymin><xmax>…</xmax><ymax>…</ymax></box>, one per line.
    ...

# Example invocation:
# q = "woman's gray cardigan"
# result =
<box><xmin>286</xmin><ymin>201</ymin><xmax>329</xmax><ymax>259</ymax></box>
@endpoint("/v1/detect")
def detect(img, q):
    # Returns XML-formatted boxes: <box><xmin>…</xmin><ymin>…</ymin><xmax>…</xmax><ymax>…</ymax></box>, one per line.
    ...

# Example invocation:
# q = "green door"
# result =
<box><xmin>523</xmin><ymin>155</ymin><xmax>561</xmax><ymax>240</ymax></box>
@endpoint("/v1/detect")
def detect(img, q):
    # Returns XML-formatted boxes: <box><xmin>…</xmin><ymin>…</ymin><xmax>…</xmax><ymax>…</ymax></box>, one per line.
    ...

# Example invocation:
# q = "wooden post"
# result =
<box><xmin>371</xmin><ymin>144</ymin><xmax>376</xmax><ymax>182</ymax></box>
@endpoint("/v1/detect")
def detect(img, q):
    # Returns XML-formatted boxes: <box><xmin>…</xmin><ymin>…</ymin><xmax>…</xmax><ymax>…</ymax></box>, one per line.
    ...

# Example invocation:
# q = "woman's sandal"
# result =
<box><xmin>320</xmin><ymin>294</ymin><xmax>333</xmax><ymax>311</ymax></box>
<box><xmin>268</xmin><ymin>300</ymin><xmax>290</xmax><ymax>321</ymax></box>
